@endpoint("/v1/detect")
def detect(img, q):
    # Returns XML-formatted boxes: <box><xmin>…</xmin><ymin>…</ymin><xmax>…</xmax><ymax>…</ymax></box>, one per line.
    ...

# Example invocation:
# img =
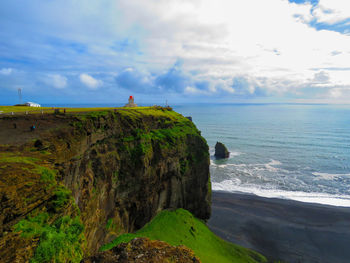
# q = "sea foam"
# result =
<box><xmin>212</xmin><ymin>180</ymin><xmax>350</xmax><ymax>207</ymax></box>
<box><xmin>312</xmin><ymin>172</ymin><xmax>350</xmax><ymax>180</ymax></box>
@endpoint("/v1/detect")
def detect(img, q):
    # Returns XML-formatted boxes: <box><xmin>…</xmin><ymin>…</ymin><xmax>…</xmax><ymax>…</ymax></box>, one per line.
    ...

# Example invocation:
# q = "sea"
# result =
<box><xmin>44</xmin><ymin>103</ymin><xmax>350</xmax><ymax>207</ymax></box>
<box><xmin>175</xmin><ymin>104</ymin><xmax>350</xmax><ymax>207</ymax></box>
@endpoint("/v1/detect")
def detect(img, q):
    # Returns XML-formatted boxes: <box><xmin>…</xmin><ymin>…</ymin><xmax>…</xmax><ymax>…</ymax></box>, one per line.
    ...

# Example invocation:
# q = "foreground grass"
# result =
<box><xmin>101</xmin><ymin>209</ymin><xmax>267</xmax><ymax>263</ymax></box>
<box><xmin>14</xmin><ymin>213</ymin><xmax>84</xmax><ymax>263</ymax></box>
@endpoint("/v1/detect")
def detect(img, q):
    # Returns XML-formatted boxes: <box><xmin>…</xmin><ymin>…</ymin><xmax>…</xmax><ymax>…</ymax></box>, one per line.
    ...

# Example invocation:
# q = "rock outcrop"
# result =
<box><xmin>214</xmin><ymin>142</ymin><xmax>230</xmax><ymax>159</ymax></box>
<box><xmin>81</xmin><ymin>237</ymin><xmax>201</xmax><ymax>263</ymax></box>
<box><xmin>0</xmin><ymin>107</ymin><xmax>211</xmax><ymax>262</ymax></box>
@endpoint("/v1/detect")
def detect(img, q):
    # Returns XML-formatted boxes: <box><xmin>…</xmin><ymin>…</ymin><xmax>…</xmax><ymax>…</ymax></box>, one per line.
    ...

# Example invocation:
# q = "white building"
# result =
<box><xmin>25</xmin><ymin>102</ymin><xmax>41</xmax><ymax>107</ymax></box>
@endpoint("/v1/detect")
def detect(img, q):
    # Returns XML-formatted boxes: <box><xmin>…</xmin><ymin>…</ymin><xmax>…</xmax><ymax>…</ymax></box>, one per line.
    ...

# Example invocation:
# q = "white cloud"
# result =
<box><xmin>329</xmin><ymin>88</ymin><xmax>342</xmax><ymax>98</ymax></box>
<box><xmin>313</xmin><ymin>0</ymin><xmax>350</xmax><ymax>25</ymax></box>
<box><xmin>111</xmin><ymin>0</ymin><xmax>350</xmax><ymax>99</ymax></box>
<box><xmin>220</xmin><ymin>85</ymin><xmax>235</xmax><ymax>94</ymax></box>
<box><xmin>79</xmin><ymin>73</ymin><xmax>102</xmax><ymax>89</ymax></box>
<box><xmin>46</xmin><ymin>74</ymin><xmax>67</xmax><ymax>89</ymax></box>
<box><xmin>313</xmin><ymin>71</ymin><xmax>330</xmax><ymax>83</ymax></box>
<box><xmin>185</xmin><ymin>86</ymin><xmax>207</xmax><ymax>95</ymax></box>
<box><xmin>0</xmin><ymin>68</ymin><xmax>13</xmax><ymax>75</ymax></box>
<box><xmin>2</xmin><ymin>0</ymin><xmax>350</xmax><ymax>101</ymax></box>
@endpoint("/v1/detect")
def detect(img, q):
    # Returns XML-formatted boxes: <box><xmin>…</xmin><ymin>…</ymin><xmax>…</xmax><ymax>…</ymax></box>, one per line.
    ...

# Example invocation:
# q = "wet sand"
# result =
<box><xmin>208</xmin><ymin>191</ymin><xmax>350</xmax><ymax>263</ymax></box>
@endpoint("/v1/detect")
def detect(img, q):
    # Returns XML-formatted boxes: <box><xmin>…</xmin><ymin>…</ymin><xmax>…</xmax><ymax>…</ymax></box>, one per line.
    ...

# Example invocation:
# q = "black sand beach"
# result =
<box><xmin>208</xmin><ymin>191</ymin><xmax>350</xmax><ymax>263</ymax></box>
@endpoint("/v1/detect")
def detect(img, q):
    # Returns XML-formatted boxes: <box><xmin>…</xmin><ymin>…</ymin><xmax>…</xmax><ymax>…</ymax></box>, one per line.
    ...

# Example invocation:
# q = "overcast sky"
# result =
<box><xmin>1</xmin><ymin>0</ymin><xmax>350</xmax><ymax>105</ymax></box>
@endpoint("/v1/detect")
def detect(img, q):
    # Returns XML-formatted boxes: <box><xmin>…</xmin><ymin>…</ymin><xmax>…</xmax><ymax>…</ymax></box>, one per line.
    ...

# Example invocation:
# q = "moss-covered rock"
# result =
<box><xmin>82</xmin><ymin>237</ymin><xmax>201</xmax><ymax>263</ymax></box>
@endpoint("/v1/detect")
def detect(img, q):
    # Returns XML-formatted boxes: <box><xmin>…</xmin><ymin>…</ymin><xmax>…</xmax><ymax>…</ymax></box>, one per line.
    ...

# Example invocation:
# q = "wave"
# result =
<box><xmin>212</xmin><ymin>180</ymin><xmax>350</xmax><ymax>207</ymax></box>
<box><xmin>264</xmin><ymin>159</ymin><xmax>282</xmax><ymax>172</ymax></box>
<box><xmin>210</xmin><ymin>161</ymin><xmax>246</xmax><ymax>168</ymax></box>
<box><xmin>312</xmin><ymin>172</ymin><xmax>350</xmax><ymax>180</ymax></box>
<box><xmin>210</xmin><ymin>159</ymin><xmax>284</xmax><ymax>174</ymax></box>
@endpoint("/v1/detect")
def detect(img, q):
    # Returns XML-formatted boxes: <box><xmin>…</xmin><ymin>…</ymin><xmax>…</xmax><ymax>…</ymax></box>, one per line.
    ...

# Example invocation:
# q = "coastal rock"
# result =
<box><xmin>214</xmin><ymin>142</ymin><xmax>230</xmax><ymax>159</ymax></box>
<box><xmin>81</xmin><ymin>237</ymin><xmax>201</xmax><ymax>263</ymax></box>
<box><xmin>0</xmin><ymin>107</ymin><xmax>211</xmax><ymax>262</ymax></box>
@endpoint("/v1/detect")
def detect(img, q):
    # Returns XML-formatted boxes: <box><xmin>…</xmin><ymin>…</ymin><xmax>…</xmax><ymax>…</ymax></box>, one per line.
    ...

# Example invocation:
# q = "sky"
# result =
<box><xmin>1</xmin><ymin>0</ymin><xmax>350</xmax><ymax>105</ymax></box>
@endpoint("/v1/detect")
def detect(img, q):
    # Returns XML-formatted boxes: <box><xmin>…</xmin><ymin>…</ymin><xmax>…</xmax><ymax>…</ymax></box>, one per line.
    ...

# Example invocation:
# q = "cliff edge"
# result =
<box><xmin>0</xmin><ymin>107</ymin><xmax>211</xmax><ymax>262</ymax></box>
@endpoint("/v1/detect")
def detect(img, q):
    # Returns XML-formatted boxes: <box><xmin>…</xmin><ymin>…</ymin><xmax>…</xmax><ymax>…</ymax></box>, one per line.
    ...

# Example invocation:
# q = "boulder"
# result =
<box><xmin>81</xmin><ymin>237</ymin><xmax>201</xmax><ymax>263</ymax></box>
<box><xmin>214</xmin><ymin>142</ymin><xmax>230</xmax><ymax>159</ymax></box>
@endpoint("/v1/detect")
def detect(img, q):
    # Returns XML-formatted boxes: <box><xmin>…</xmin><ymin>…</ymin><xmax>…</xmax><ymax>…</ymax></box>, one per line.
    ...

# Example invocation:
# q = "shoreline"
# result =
<box><xmin>208</xmin><ymin>190</ymin><xmax>350</xmax><ymax>263</ymax></box>
<box><xmin>210</xmin><ymin>187</ymin><xmax>350</xmax><ymax>208</ymax></box>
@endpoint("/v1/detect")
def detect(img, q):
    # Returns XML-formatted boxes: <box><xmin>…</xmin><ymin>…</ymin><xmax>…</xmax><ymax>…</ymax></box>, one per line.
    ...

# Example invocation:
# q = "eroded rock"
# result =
<box><xmin>214</xmin><ymin>142</ymin><xmax>230</xmax><ymax>159</ymax></box>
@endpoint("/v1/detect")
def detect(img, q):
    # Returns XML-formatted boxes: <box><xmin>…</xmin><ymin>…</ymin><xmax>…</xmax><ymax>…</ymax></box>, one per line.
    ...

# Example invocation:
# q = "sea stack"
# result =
<box><xmin>215</xmin><ymin>141</ymin><xmax>230</xmax><ymax>159</ymax></box>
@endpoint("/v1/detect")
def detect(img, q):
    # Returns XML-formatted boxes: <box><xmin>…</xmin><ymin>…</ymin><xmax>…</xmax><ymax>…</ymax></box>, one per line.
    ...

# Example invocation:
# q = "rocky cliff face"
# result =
<box><xmin>0</xmin><ymin>107</ymin><xmax>211</xmax><ymax>262</ymax></box>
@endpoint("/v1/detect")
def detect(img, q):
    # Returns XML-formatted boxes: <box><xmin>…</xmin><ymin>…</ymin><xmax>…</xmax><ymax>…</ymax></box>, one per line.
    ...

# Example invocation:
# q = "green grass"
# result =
<box><xmin>37</xmin><ymin>167</ymin><xmax>56</xmax><ymax>184</ymax></box>
<box><xmin>0</xmin><ymin>105</ymin><xmax>174</xmax><ymax>115</ymax></box>
<box><xmin>116</xmin><ymin>108</ymin><xmax>199</xmax><ymax>153</ymax></box>
<box><xmin>117</xmin><ymin>106</ymin><xmax>188</xmax><ymax>123</ymax></box>
<box><xmin>0</xmin><ymin>154</ymin><xmax>39</xmax><ymax>164</ymax></box>
<box><xmin>105</xmin><ymin>218</ymin><xmax>117</xmax><ymax>231</ymax></box>
<box><xmin>0</xmin><ymin>154</ymin><xmax>54</xmax><ymax>181</ymax></box>
<box><xmin>49</xmin><ymin>186</ymin><xmax>72</xmax><ymax>211</ymax></box>
<box><xmin>0</xmin><ymin>105</ymin><xmax>115</xmax><ymax>114</ymax></box>
<box><xmin>101</xmin><ymin>209</ymin><xmax>267</xmax><ymax>263</ymax></box>
<box><xmin>0</xmin><ymin>154</ymin><xmax>58</xmax><ymax>185</ymax></box>
<box><xmin>14</xmin><ymin>213</ymin><xmax>84</xmax><ymax>263</ymax></box>
<box><xmin>0</xmin><ymin>106</ymin><xmax>52</xmax><ymax>113</ymax></box>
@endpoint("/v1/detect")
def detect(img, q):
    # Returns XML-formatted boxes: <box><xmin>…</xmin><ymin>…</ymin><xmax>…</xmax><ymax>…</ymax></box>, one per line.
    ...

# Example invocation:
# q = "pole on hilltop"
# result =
<box><xmin>18</xmin><ymin>88</ymin><xmax>22</xmax><ymax>105</ymax></box>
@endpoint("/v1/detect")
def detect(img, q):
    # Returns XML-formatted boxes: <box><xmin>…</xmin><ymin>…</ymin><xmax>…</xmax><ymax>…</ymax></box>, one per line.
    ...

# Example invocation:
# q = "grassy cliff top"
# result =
<box><xmin>101</xmin><ymin>209</ymin><xmax>267</xmax><ymax>263</ymax></box>
<box><xmin>0</xmin><ymin>105</ymin><xmax>114</xmax><ymax>113</ymax></box>
<box><xmin>0</xmin><ymin>105</ymin><xmax>177</xmax><ymax>115</ymax></box>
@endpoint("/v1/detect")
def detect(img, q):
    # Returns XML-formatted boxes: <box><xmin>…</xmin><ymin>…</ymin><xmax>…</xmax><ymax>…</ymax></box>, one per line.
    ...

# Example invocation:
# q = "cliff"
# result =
<box><xmin>0</xmin><ymin>107</ymin><xmax>211</xmax><ymax>262</ymax></box>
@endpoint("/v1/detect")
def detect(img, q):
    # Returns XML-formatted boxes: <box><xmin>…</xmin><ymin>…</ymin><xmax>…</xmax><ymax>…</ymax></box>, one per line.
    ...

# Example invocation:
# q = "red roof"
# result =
<box><xmin>129</xmin><ymin>95</ymin><xmax>133</xmax><ymax>99</ymax></box>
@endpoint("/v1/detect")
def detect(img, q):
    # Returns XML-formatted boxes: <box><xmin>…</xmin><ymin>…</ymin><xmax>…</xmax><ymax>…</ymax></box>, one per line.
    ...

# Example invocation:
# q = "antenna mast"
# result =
<box><xmin>18</xmin><ymin>88</ymin><xmax>22</xmax><ymax>104</ymax></box>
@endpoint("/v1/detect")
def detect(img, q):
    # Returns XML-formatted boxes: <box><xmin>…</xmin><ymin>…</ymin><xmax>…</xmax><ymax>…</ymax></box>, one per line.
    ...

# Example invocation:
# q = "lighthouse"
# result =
<box><xmin>124</xmin><ymin>95</ymin><xmax>138</xmax><ymax>107</ymax></box>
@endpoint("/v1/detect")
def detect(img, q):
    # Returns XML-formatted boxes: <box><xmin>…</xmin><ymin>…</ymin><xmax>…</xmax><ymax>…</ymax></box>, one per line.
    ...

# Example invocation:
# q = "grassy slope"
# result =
<box><xmin>101</xmin><ymin>209</ymin><xmax>267</xmax><ymax>263</ymax></box>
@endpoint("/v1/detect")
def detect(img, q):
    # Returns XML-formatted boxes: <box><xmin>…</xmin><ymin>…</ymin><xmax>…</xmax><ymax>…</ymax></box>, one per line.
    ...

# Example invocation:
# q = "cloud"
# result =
<box><xmin>230</xmin><ymin>76</ymin><xmax>268</xmax><ymax>97</ymax></box>
<box><xmin>1</xmin><ymin>0</ymin><xmax>350</xmax><ymax>103</ymax></box>
<box><xmin>0</xmin><ymin>68</ymin><xmax>13</xmax><ymax>75</ymax></box>
<box><xmin>45</xmin><ymin>74</ymin><xmax>67</xmax><ymax>89</ymax></box>
<box><xmin>329</xmin><ymin>88</ymin><xmax>342</xmax><ymax>98</ymax></box>
<box><xmin>115</xmin><ymin>68</ymin><xmax>155</xmax><ymax>93</ymax></box>
<box><xmin>114</xmin><ymin>0</ymin><xmax>350</xmax><ymax>99</ymax></box>
<box><xmin>184</xmin><ymin>86</ymin><xmax>209</xmax><ymax>95</ymax></box>
<box><xmin>312</xmin><ymin>0</ymin><xmax>350</xmax><ymax>24</ymax></box>
<box><xmin>79</xmin><ymin>73</ymin><xmax>102</xmax><ymax>89</ymax></box>
<box><xmin>313</xmin><ymin>71</ymin><xmax>330</xmax><ymax>83</ymax></box>
<box><xmin>155</xmin><ymin>61</ymin><xmax>191</xmax><ymax>92</ymax></box>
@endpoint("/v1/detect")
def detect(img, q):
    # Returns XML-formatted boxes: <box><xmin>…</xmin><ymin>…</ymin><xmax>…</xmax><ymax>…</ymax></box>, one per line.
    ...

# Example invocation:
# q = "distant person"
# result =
<box><xmin>30</xmin><ymin>125</ymin><xmax>36</xmax><ymax>132</ymax></box>
<box><xmin>13</xmin><ymin>123</ymin><xmax>17</xmax><ymax>129</ymax></box>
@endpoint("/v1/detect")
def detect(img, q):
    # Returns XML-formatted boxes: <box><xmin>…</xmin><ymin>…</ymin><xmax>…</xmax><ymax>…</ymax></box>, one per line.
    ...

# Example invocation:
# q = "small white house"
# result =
<box><xmin>25</xmin><ymin>102</ymin><xmax>41</xmax><ymax>107</ymax></box>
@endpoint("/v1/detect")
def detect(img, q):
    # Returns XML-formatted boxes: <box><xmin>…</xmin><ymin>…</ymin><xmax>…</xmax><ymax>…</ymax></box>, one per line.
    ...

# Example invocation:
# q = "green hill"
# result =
<box><xmin>101</xmin><ymin>209</ymin><xmax>267</xmax><ymax>263</ymax></box>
